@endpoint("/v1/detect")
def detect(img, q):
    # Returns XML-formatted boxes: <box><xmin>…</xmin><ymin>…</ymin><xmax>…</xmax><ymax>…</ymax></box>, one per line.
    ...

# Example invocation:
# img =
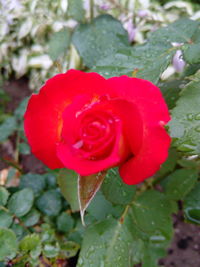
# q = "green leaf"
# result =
<box><xmin>149</xmin><ymin>18</ymin><xmax>200</xmax><ymax>45</ymax></box>
<box><xmin>156</xmin><ymin>148</ymin><xmax>178</xmax><ymax>178</ymax></box>
<box><xmin>57</xmin><ymin>169</ymin><xmax>79</xmax><ymax>212</ymax></box>
<box><xmin>43</xmin><ymin>244</ymin><xmax>60</xmax><ymax>258</ymax></box>
<box><xmin>19</xmin><ymin>173</ymin><xmax>46</xmax><ymax>196</ymax></box>
<box><xmin>60</xmin><ymin>241</ymin><xmax>80</xmax><ymax>258</ymax></box>
<box><xmin>0</xmin><ymin>187</ymin><xmax>9</xmax><ymax>206</ymax></box>
<box><xmin>11</xmin><ymin>223</ymin><xmax>27</xmax><ymax>241</ymax></box>
<box><xmin>142</xmin><ymin>243</ymin><xmax>167</xmax><ymax>267</ymax></box>
<box><xmin>8</xmin><ymin>188</ymin><xmax>34</xmax><ymax>217</ymax></box>
<box><xmin>73</xmin><ymin>14</ymin><xmax>129</xmax><ymax>68</ymax></box>
<box><xmin>19</xmin><ymin>234</ymin><xmax>41</xmax><ymax>252</ymax></box>
<box><xmin>44</xmin><ymin>173</ymin><xmax>57</xmax><ymax>189</ymax></box>
<box><xmin>14</xmin><ymin>98</ymin><xmax>29</xmax><ymax>120</ymax></box>
<box><xmin>56</xmin><ymin>212</ymin><xmax>74</xmax><ymax>233</ymax></box>
<box><xmin>18</xmin><ymin>142</ymin><xmax>30</xmax><ymax>155</ymax></box>
<box><xmin>36</xmin><ymin>189</ymin><xmax>62</xmax><ymax>216</ymax></box>
<box><xmin>68</xmin><ymin>0</ymin><xmax>85</xmax><ymax>22</ymax></box>
<box><xmin>0</xmin><ymin>117</ymin><xmax>17</xmax><ymax>142</ymax></box>
<box><xmin>102</xmin><ymin>168</ymin><xmax>136</xmax><ymax>205</ymax></box>
<box><xmin>0</xmin><ymin>228</ymin><xmax>17</xmax><ymax>260</ymax></box>
<box><xmin>131</xmin><ymin>190</ymin><xmax>174</xmax><ymax>239</ymax></box>
<box><xmin>77</xmin><ymin>218</ymin><xmax>134</xmax><ymax>267</ymax></box>
<box><xmin>48</xmin><ymin>28</ymin><xmax>71</xmax><ymax>61</ymax></box>
<box><xmin>169</xmin><ymin>70</ymin><xmax>200</xmax><ymax>155</ymax></box>
<box><xmin>184</xmin><ymin>43</ymin><xmax>200</xmax><ymax>64</ymax></box>
<box><xmin>87</xmin><ymin>190</ymin><xmax>123</xmax><ymax>221</ymax></box>
<box><xmin>0</xmin><ymin>211</ymin><xmax>13</xmax><ymax>228</ymax></box>
<box><xmin>184</xmin><ymin>183</ymin><xmax>200</xmax><ymax>224</ymax></box>
<box><xmin>162</xmin><ymin>169</ymin><xmax>198</xmax><ymax>200</ymax></box>
<box><xmin>41</xmin><ymin>224</ymin><xmax>55</xmax><ymax>243</ymax></box>
<box><xmin>93</xmin><ymin>42</ymin><xmax>174</xmax><ymax>84</ymax></box>
<box><xmin>78</xmin><ymin>172</ymin><xmax>106</xmax><ymax>225</ymax></box>
<box><xmin>159</xmin><ymin>80</ymin><xmax>186</xmax><ymax>109</ymax></box>
<box><xmin>21</xmin><ymin>209</ymin><xmax>40</xmax><ymax>227</ymax></box>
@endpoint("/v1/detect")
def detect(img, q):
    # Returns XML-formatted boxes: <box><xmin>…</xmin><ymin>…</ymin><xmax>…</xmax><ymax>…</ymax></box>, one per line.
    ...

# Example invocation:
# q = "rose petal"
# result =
<box><xmin>107</xmin><ymin>76</ymin><xmax>171</xmax><ymax>184</ymax></box>
<box><xmin>24</xmin><ymin>70</ymin><xmax>111</xmax><ymax>169</ymax></box>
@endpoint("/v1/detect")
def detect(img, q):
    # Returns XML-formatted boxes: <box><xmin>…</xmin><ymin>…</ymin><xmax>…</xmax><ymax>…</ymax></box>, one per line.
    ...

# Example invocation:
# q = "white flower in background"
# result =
<box><xmin>191</xmin><ymin>11</ymin><xmax>200</xmax><ymax>20</ymax></box>
<box><xmin>137</xmin><ymin>10</ymin><xmax>149</xmax><ymax>18</ymax></box>
<box><xmin>28</xmin><ymin>55</ymin><xmax>53</xmax><ymax>69</ymax></box>
<box><xmin>173</xmin><ymin>50</ymin><xmax>186</xmax><ymax>73</ymax></box>
<box><xmin>12</xmin><ymin>49</ymin><xmax>28</xmax><ymax>77</ymax></box>
<box><xmin>161</xmin><ymin>66</ymin><xmax>176</xmax><ymax>80</ymax></box>
<box><xmin>60</xmin><ymin>0</ymin><xmax>68</xmax><ymax>13</ymax></box>
<box><xmin>164</xmin><ymin>1</ymin><xmax>193</xmax><ymax>16</ymax></box>
<box><xmin>18</xmin><ymin>19</ymin><xmax>33</xmax><ymax>39</ymax></box>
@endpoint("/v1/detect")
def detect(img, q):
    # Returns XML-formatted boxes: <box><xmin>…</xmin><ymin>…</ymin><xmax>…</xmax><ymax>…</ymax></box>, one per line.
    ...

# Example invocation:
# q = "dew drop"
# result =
<box><xmin>73</xmin><ymin>140</ymin><xmax>83</xmax><ymax>149</ymax></box>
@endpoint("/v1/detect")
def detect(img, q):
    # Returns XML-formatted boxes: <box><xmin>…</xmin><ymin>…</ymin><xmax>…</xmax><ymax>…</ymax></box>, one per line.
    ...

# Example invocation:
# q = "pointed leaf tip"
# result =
<box><xmin>78</xmin><ymin>171</ymin><xmax>107</xmax><ymax>226</ymax></box>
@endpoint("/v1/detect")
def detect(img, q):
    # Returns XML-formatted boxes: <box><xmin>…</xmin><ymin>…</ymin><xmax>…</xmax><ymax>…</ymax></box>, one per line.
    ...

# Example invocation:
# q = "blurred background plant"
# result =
<box><xmin>0</xmin><ymin>0</ymin><xmax>200</xmax><ymax>89</ymax></box>
<box><xmin>0</xmin><ymin>0</ymin><xmax>200</xmax><ymax>266</ymax></box>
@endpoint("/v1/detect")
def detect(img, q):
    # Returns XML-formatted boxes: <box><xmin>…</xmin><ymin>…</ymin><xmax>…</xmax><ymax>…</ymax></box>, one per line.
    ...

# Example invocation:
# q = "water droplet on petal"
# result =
<box><xmin>73</xmin><ymin>140</ymin><xmax>83</xmax><ymax>149</ymax></box>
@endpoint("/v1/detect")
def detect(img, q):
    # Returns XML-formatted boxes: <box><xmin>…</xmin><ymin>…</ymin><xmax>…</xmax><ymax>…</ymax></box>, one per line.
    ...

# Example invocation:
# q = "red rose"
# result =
<box><xmin>24</xmin><ymin>70</ymin><xmax>170</xmax><ymax>185</ymax></box>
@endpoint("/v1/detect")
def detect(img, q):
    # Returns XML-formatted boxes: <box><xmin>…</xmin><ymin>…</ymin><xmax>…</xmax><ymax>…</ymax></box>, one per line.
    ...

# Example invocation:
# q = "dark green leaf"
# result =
<box><xmin>8</xmin><ymin>188</ymin><xmax>34</xmax><ymax>217</ymax></box>
<box><xmin>11</xmin><ymin>223</ymin><xmax>27</xmax><ymax>241</ymax></box>
<box><xmin>159</xmin><ymin>80</ymin><xmax>186</xmax><ymax>109</ymax></box>
<box><xmin>68</xmin><ymin>0</ymin><xmax>85</xmax><ymax>22</ymax></box>
<box><xmin>21</xmin><ymin>209</ymin><xmax>40</xmax><ymax>227</ymax></box>
<box><xmin>19</xmin><ymin>173</ymin><xmax>46</xmax><ymax>196</ymax></box>
<box><xmin>0</xmin><ymin>228</ymin><xmax>17</xmax><ymax>260</ymax></box>
<box><xmin>14</xmin><ymin>98</ymin><xmax>29</xmax><ymax>119</ymax></box>
<box><xmin>57</xmin><ymin>169</ymin><xmax>79</xmax><ymax>212</ymax></box>
<box><xmin>102</xmin><ymin>168</ymin><xmax>136</xmax><ymax>205</ymax></box>
<box><xmin>77</xmin><ymin>218</ymin><xmax>134</xmax><ymax>267</ymax></box>
<box><xmin>48</xmin><ymin>28</ymin><xmax>71</xmax><ymax>61</ymax></box>
<box><xmin>56</xmin><ymin>212</ymin><xmax>74</xmax><ymax>233</ymax></box>
<box><xmin>93</xmin><ymin>42</ymin><xmax>174</xmax><ymax>84</ymax></box>
<box><xmin>169</xmin><ymin>70</ymin><xmax>200</xmax><ymax>155</ymax></box>
<box><xmin>0</xmin><ymin>117</ymin><xmax>17</xmax><ymax>142</ymax></box>
<box><xmin>60</xmin><ymin>241</ymin><xmax>80</xmax><ymax>258</ymax></box>
<box><xmin>73</xmin><ymin>15</ymin><xmax>129</xmax><ymax>68</ymax></box>
<box><xmin>18</xmin><ymin>142</ymin><xmax>30</xmax><ymax>155</ymax></box>
<box><xmin>0</xmin><ymin>211</ymin><xmax>13</xmax><ymax>228</ymax></box>
<box><xmin>36</xmin><ymin>189</ymin><xmax>62</xmax><ymax>216</ymax></box>
<box><xmin>43</xmin><ymin>244</ymin><xmax>59</xmax><ymax>258</ymax></box>
<box><xmin>149</xmin><ymin>18</ymin><xmax>200</xmax><ymax>45</ymax></box>
<box><xmin>131</xmin><ymin>190</ymin><xmax>174</xmax><ymax>239</ymax></box>
<box><xmin>184</xmin><ymin>43</ymin><xmax>200</xmax><ymax>64</ymax></box>
<box><xmin>156</xmin><ymin>148</ymin><xmax>178</xmax><ymax>178</ymax></box>
<box><xmin>87</xmin><ymin>191</ymin><xmax>123</xmax><ymax>221</ymax></box>
<box><xmin>162</xmin><ymin>169</ymin><xmax>198</xmax><ymax>200</ymax></box>
<box><xmin>44</xmin><ymin>173</ymin><xmax>57</xmax><ymax>189</ymax></box>
<box><xmin>0</xmin><ymin>187</ymin><xmax>9</xmax><ymax>206</ymax></box>
<box><xmin>184</xmin><ymin>183</ymin><xmax>200</xmax><ymax>224</ymax></box>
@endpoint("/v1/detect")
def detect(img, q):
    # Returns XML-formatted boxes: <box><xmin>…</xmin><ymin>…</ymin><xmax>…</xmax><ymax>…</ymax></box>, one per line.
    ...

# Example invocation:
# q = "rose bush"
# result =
<box><xmin>24</xmin><ymin>69</ymin><xmax>170</xmax><ymax>184</ymax></box>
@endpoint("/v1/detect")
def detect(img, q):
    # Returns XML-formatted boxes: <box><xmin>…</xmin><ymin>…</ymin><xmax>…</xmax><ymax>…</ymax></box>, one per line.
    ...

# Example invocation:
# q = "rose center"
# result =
<box><xmin>72</xmin><ymin>110</ymin><xmax>118</xmax><ymax>160</ymax></box>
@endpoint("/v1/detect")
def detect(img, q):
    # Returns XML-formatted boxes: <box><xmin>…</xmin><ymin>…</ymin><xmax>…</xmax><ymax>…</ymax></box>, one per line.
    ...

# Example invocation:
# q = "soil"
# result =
<box><xmin>1</xmin><ymin>78</ymin><xmax>200</xmax><ymax>267</ymax></box>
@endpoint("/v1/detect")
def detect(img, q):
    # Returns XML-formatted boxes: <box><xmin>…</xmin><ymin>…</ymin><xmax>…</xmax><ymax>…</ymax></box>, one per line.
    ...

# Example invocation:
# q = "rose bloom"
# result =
<box><xmin>24</xmin><ymin>70</ymin><xmax>171</xmax><ymax>185</ymax></box>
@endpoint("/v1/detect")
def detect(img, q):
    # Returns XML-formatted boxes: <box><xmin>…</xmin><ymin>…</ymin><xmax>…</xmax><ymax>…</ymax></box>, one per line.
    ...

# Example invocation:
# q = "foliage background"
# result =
<box><xmin>0</xmin><ymin>0</ymin><xmax>200</xmax><ymax>266</ymax></box>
